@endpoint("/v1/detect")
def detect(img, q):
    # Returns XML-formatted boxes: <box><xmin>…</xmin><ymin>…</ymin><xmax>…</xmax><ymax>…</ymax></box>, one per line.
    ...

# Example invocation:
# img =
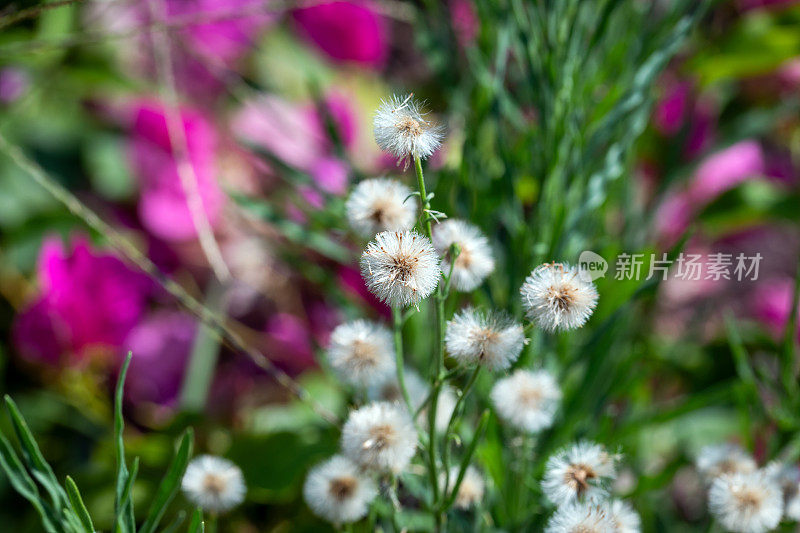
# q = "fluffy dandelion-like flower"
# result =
<box><xmin>696</xmin><ymin>443</ymin><xmax>757</xmax><ymax>482</ymax></box>
<box><xmin>766</xmin><ymin>463</ymin><xmax>800</xmax><ymax>520</ymax></box>
<box><xmin>327</xmin><ymin>319</ymin><xmax>395</xmax><ymax>387</ymax></box>
<box><xmin>442</xmin><ymin>466</ymin><xmax>485</xmax><ymax>510</ymax></box>
<box><xmin>346</xmin><ymin>178</ymin><xmax>417</xmax><ymax>237</ymax></box>
<box><xmin>445</xmin><ymin>307</ymin><xmax>525</xmax><ymax>371</ymax></box>
<box><xmin>341</xmin><ymin>402</ymin><xmax>417</xmax><ymax>473</ymax></box>
<box><xmin>360</xmin><ymin>231</ymin><xmax>441</xmax><ymax>307</ymax></box>
<box><xmin>181</xmin><ymin>455</ymin><xmax>246</xmax><ymax>513</ymax></box>
<box><xmin>520</xmin><ymin>262</ymin><xmax>598</xmax><ymax>332</ymax></box>
<box><xmin>542</xmin><ymin>441</ymin><xmax>618</xmax><ymax>507</ymax></box>
<box><xmin>607</xmin><ymin>499</ymin><xmax>642</xmax><ymax>533</ymax></box>
<box><xmin>303</xmin><ymin>455</ymin><xmax>378</xmax><ymax>525</ymax></box>
<box><xmin>490</xmin><ymin>369</ymin><xmax>561</xmax><ymax>433</ymax></box>
<box><xmin>432</xmin><ymin>219</ymin><xmax>495</xmax><ymax>292</ymax></box>
<box><xmin>545</xmin><ymin>502</ymin><xmax>615</xmax><ymax>533</ymax></box>
<box><xmin>373</xmin><ymin>94</ymin><xmax>444</xmax><ymax>163</ymax></box>
<box><xmin>708</xmin><ymin>471</ymin><xmax>783</xmax><ymax>533</ymax></box>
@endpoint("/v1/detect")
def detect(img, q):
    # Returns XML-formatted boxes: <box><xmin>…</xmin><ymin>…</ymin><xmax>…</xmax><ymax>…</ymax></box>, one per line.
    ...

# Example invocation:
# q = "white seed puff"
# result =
<box><xmin>303</xmin><ymin>455</ymin><xmax>378</xmax><ymax>525</ymax></box>
<box><xmin>445</xmin><ymin>307</ymin><xmax>525</xmax><ymax>371</ymax></box>
<box><xmin>373</xmin><ymin>94</ymin><xmax>444</xmax><ymax>162</ymax></box>
<box><xmin>181</xmin><ymin>455</ymin><xmax>246</xmax><ymax>513</ymax></box>
<box><xmin>432</xmin><ymin>219</ymin><xmax>495</xmax><ymax>292</ymax></box>
<box><xmin>491</xmin><ymin>369</ymin><xmax>561</xmax><ymax>433</ymax></box>
<box><xmin>346</xmin><ymin>178</ymin><xmax>417</xmax><ymax>237</ymax></box>
<box><xmin>441</xmin><ymin>466</ymin><xmax>485</xmax><ymax>510</ymax></box>
<box><xmin>708</xmin><ymin>470</ymin><xmax>783</xmax><ymax>533</ymax></box>
<box><xmin>696</xmin><ymin>443</ymin><xmax>757</xmax><ymax>483</ymax></box>
<box><xmin>368</xmin><ymin>370</ymin><xmax>456</xmax><ymax>432</ymax></box>
<box><xmin>542</xmin><ymin>441</ymin><xmax>618</xmax><ymax>507</ymax></box>
<box><xmin>607</xmin><ymin>499</ymin><xmax>642</xmax><ymax>533</ymax></box>
<box><xmin>520</xmin><ymin>262</ymin><xmax>598</xmax><ymax>332</ymax></box>
<box><xmin>327</xmin><ymin>319</ymin><xmax>396</xmax><ymax>387</ymax></box>
<box><xmin>341</xmin><ymin>402</ymin><xmax>417</xmax><ymax>473</ymax></box>
<box><xmin>545</xmin><ymin>501</ymin><xmax>616</xmax><ymax>533</ymax></box>
<box><xmin>360</xmin><ymin>231</ymin><xmax>441</xmax><ymax>308</ymax></box>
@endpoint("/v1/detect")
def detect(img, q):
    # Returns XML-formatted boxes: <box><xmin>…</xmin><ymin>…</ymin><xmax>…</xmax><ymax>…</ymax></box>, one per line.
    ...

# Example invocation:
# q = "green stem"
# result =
<box><xmin>414</xmin><ymin>155</ymin><xmax>434</xmax><ymax>239</ymax></box>
<box><xmin>781</xmin><ymin>257</ymin><xmax>800</xmax><ymax>399</ymax></box>
<box><xmin>442</xmin><ymin>366</ymin><xmax>481</xmax><ymax>497</ymax></box>
<box><xmin>392</xmin><ymin>306</ymin><xmax>415</xmax><ymax>418</ymax></box>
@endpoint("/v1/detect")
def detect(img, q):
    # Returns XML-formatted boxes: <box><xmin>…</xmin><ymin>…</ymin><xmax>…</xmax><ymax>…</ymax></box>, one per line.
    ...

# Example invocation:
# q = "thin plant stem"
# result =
<box><xmin>147</xmin><ymin>0</ymin><xmax>232</xmax><ymax>283</ymax></box>
<box><xmin>441</xmin><ymin>365</ymin><xmax>481</xmax><ymax>499</ymax></box>
<box><xmin>781</xmin><ymin>257</ymin><xmax>800</xmax><ymax>398</ymax></box>
<box><xmin>392</xmin><ymin>306</ymin><xmax>415</xmax><ymax>418</ymax></box>
<box><xmin>0</xmin><ymin>130</ymin><xmax>339</xmax><ymax>425</ymax></box>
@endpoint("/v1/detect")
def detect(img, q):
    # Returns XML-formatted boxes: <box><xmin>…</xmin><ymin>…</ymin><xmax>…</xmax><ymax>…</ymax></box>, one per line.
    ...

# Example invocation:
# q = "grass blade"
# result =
<box><xmin>187</xmin><ymin>508</ymin><xmax>204</xmax><ymax>533</ymax></box>
<box><xmin>139</xmin><ymin>428</ymin><xmax>194</xmax><ymax>533</ymax></box>
<box><xmin>113</xmin><ymin>352</ymin><xmax>133</xmax><ymax>533</ymax></box>
<box><xmin>65</xmin><ymin>476</ymin><xmax>95</xmax><ymax>533</ymax></box>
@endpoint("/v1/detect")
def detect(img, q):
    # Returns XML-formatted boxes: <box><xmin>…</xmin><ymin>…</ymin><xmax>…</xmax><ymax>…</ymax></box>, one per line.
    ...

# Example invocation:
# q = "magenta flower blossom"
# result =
<box><xmin>688</xmin><ymin>140</ymin><xmax>765</xmax><ymax>205</ymax></box>
<box><xmin>310</xmin><ymin>156</ymin><xmax>349</xmax><ymax>195</ymax></box>
<box><xmin>292</xmin><ymin>1</ymin><xmax>388</xmax><ymax>69</ymax></box>
<box><xmin>123</xmin><ymin>311</ymin><xmax>197</xmax><ymax>406</ymax></box>
<box><xmin>265</xmin><ymin>313</ymin><xmax>316</xmax><ymax>372</ymax></box>
<box><xmin>128</xmin><ymin>101</ymin><xmax>225</xmax><ymax>241</ymax></box>
<box><xmin>752</xmin><ymin>279</ymin><xmax>799</xmax><ymax>339</ymax></box>
<box><xmin>0</xmin><ymin>67</ymin><xmax>29</xmax><ymax>104</ymax></box>
<box><xmin>450</xmin><ymin>0</ymin><xmax>479</xmax><ymax>48</ymax></box>
<box><xmin>736</xmin><ymin>0</ymin><xmax>800</xmax><ymax>11</ymax></box>
<box><xmin>654</xmin><ymin>79</ymin><xmax>691</xmax><ymax>136</ymax></box>
<box><xmin>13</xmin><ymin>236</ymin><xmax>151</xmax><ymax>364</ymax></box>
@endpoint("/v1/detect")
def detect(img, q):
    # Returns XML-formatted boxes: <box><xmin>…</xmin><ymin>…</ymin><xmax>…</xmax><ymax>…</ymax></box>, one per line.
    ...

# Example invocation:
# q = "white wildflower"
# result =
<box><xmin>696</xmin><ymin>443</ymin><xmax>757</xmax><ymax>482</ymax></box>
<box><xmin>360</xmin><ymin>231</ymin><xmax>441</xmax><ymax>308</ymax></box>
<box><xmin>341</xmin><ymin>402</ymin><xmax>417</xmax><ymax>473</ymax></box>
<box><xmin>764</xmin><ymin>462</ymin><xmax>800</xmax><ymax>521</ymax></box>
<box><xmin>346</xmin><ymin>178</ymin><xmax>417</xmax><ymax>237</ymax></box>
<box><xmin>432</xmin><ymin>219</ymin><xmax>495</xmax><ymax>292</ymax></box>
<box><xmin>445</xmin><ymin>307</ymin><xmax>525</xmax><ymax>371</ymax></box>
<box><xmin>708</xmin><ymin>470</ymin><xmax>783</xmax><ymax>533</ymax></box>
<box><xmin>327</xmin><ymin>320</ymin><xmax>395</xmax><ymax>387</ymax></box>
<box><xmin>373</xmin><ymin>94</ymin><xmax>444</xmax><ymax>163</ymax></box>
<box><xmin>520</xmin><ymin>262</ymin><xmax>598</xmax><ymax>332</ymax></box>
<box><xmin>542</xmin><ymin>441</ymin><xmax>618</xmax><ymax>507</ymax></box>
<box><xmin>181</xmin><ymin>455</ymin><xmax>246</xmax><ymax>513</ymax></box>
<box><xmin>607</xmin><ymin>499</ymin><xmax>642</xmax><ymax>533</ymax></box>
<box><xmin>545</xmin><ymin>501</ymin><xmax>615</xmax><ymax>533</ymax></box>
<box><xmin>303</xmin><ymin>455</ymin><xmax>377</xmax><ymax>525</ymax></box>
<box><xmin>490</xmin><ymin>369</ymin><xmax>561</xmax><ymax>433</ymax></box>
<box><xmin>442</xmin><ymin>466</ymin><xmax>485</xmax><ymax>510</ymax></box>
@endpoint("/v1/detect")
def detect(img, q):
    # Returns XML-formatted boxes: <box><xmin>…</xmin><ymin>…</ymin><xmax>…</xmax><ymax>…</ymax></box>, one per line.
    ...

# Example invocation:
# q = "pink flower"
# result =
<box><xmin>736</xmin><ymin>0</ymin><xmax>800</xmax><ymax>11</ymax></box>
<box><xmin>752</xmin><ymin>279</ymin><xmax>798</xmax><ymax>338</ymax></box>
<box><xmin>13</xmin><ymin>236</ymin><xmax>151</xmax><ymax>364</ymax></box>
<box><xmin>292</xmin><ymin>1</ymin><xmax>388</xmax><ymax>69</ymax></box>
<box><xmin>128</xmin><ymin>101</ymin><xmax>225</xmax><ymax>241</ymax></box>
<box><xmin>654</xmin><ymin>79</ymin><xmax>691</xmax><ymax>136</ymax></box>
<box><xmin>265</xmin><ymin>313</ymin><xmax>316</xmax><ymax>372</ymax></box>
<box><xmin>0</xmin><ymin>67</ymin><xmax>29</xmax><ymax>104</ymax></box>
<box><xmin>654</xmin><ymin>192</ymin><xmax>693</xmax><ymax>245</ymax></box>
<box><xmin>688</xmin><ymin>140</ymin><xmax>765</xmax><ymax>205</ymax></box>
<box><xmin>123</xmin><ymin>311</ymin><xmax>197</xmax><ymax>406</ymax></box>
<box><xmin>310</xmin><ymin>156</ymin><xmax>349</xmax><ymax>195</ymax></box>
<box><xmin>450</xmin><ymin>0</ymin><xmax>479</xmax><ymax>48</ymax></box>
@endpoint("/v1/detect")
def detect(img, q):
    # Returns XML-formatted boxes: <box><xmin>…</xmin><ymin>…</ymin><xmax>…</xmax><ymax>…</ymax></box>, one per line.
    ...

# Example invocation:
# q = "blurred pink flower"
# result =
<box><xmin>688</xmin><ymin>140</ymin><xmax>765</xmax><ymax>205</ymax></box>
<box><xmin>128</xmin><ymin>101</ymin><xmax>225</xmax><ymax>241</ymax></box>
<box><xmin>752</xmin><ymin>279</ymin><xmax>799</xmax><ymax>338</ymax></box>
<box><xmin>337</xmin><ymin>266</ymin><xmax>391</xmax><ymax>319</ymax></box>
<box><xmin>265</xmin><ymin>313</ymin><xmax>316</xmax><ymax>372</ymax></box>
<box><xmin>450</xmin><ymin>0</ymin><xmax>479</xmax><ymax>47</ymax></box>
<box><xmin>736</xmin><ymin>0</ymin><xmax>800</xmax><ymax>11</ymax></box>
<box><xmin>292</xmin><ymin>1</ymin><xmax>388</xmax><ymax>69</ymax></box>
<box><xmin>654</xmin><ymin>192</ymin><xmax>693</xmax><ymax>245</ymax></box>
<box><xmin>307</xmin><ymin>92</ymin><xmax>358</xmax><ymax>150</ymax></box>
<box><xmin>654</xmin><ymin>79</ymin><xmax>691</xmax><ymax>136</ymax></box>
<box><xmin>123</xmin><ymin>311</ymin><xmax>197</xmax><ymax>406</ymax></box>
<box><xmin>311</xmin><ymin>156</ymin><xmax>349</xmax><ymax>194</ymax></box>
<box><xmin>684</xmin><ymin>98</ymin><xmax>715</xmax><ymax>159</ymax></box>
<box><xmin>13</xmin><ymin>236</ymin><xmax>151</xmax><ymax>364</ymax></box>
<box><xmin>0</xmin><ymin>67</ymin><xmax>29</xmax><ymax>104</ymax></box>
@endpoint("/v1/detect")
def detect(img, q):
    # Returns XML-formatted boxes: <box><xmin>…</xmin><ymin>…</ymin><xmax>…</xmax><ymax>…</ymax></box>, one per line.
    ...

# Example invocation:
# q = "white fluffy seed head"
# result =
<box><xmin>181</xmin><ymin>455</ymin><xmax>246</xmax><ymax>513</ymax></box>
<box><xmin>373</xmin><ymin>94</ymin><xmax>444</xmax><ymax>163</ymax></box>
<box><xmin>441</xmin><ymin>466</ymin><xmax>485</xmax><ymax>510</ymax></box>
<box><xmin>765</xmin><ymin>462</ymin><xmax>800</xmax><ymax>521</ymax></box>
<box><xmin>520</xmin><ymin>262</ymin><xmax>598</xmax><ymax>332</ymax></box>
<box><xmin>327</xmin><ymin>319</ymin><xmax>396</xmax><ymax>387</ymax></box>
<box><xmin>445</xmin><ymin>307</ymin><xmax>525</xmax><ymax>371</ymax></box>
<box><xmin>346</xmin><ymin>178</ymin><xmax>417</xmax><ymax>237</ymax></box>
<box><xmin>341</xmin><ymin>402</ymin><xmax>417</xmax><ymax>473</ymax></box>
<box><xmin>303</xmin><ymin>455</ymin><xmax>377</xmax><ymax>525</ymax></box>
<box><xmin>542</xmin><ymin>441</ymin><xmax>618</xmax><ymax>507</ymax></box>
<box><xmin>490</xmin><ymin>369</ymin><xmax>561</xmax><ymax>433</ymax></box>
<box><xmin>545</xmin><ymin>501</ymin><xmax>616</xmax><ymax>533</ymax></box>
<box><xmin>432</xmin><ymin>219</ymin><xmax>495</xmax><ymax>292</ymax></box>
<box><xmin>367</xmin><ymin>370</ymin><xmax>455</xmax><ymax>432</ymax></box>
<box><xmin>708</xmin><ymin>470</ymin><xmax>783</xmax><ymax>533</ymax></box>
<box><xmin>696</xmin><ymin>443</ymin><xmax>757</xmax><ymax>483</ymax></box>
<box><xmin>360</xmin><ymin>231</ymin><xmax>441</xmax><ymax>308</ymax></box>
<box><xmin>607</xmin><ymin>499</ymin><xmax>642</xmax><ymax>533</ymax></box>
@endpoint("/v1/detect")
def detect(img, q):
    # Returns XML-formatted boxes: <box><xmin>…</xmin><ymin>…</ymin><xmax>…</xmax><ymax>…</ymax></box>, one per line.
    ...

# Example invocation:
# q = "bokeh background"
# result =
<box><xmin>1</xmin><ymin>0</ymin><xmax>800</xmax><ymax>531</ymax></box>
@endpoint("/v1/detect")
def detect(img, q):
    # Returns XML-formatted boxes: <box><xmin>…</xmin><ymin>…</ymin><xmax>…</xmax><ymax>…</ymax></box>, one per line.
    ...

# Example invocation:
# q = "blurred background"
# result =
<box><xmin>1</xmin><ymin>0</ymin><xmax>800</xmax><ymax>531</ymax></box>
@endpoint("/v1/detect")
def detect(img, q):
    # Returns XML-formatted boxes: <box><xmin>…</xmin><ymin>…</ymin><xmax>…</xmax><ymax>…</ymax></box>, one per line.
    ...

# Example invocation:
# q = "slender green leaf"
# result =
<box><xmin>113</xmin><ymin>353</ymin><xmax>133</xmax><ymax>533</ymax></box>
<box><xmin>139</xmin><ymin>428</ymin><xmax>194</xmax><ymax>533</ymax></box>
<box><xmin>65</xmin><ymin>476</ymin><xmax>95</xmax><ymax>533</ymax></box>
<box><xmin>187</xmin><ymin>508</ymin><xmax>204</xmax><ymax>533</ymax></box>
<box><xmin>114</xmin><ymin>457</ymin><xmax>139</xmax><ymax>533</ymax></box>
